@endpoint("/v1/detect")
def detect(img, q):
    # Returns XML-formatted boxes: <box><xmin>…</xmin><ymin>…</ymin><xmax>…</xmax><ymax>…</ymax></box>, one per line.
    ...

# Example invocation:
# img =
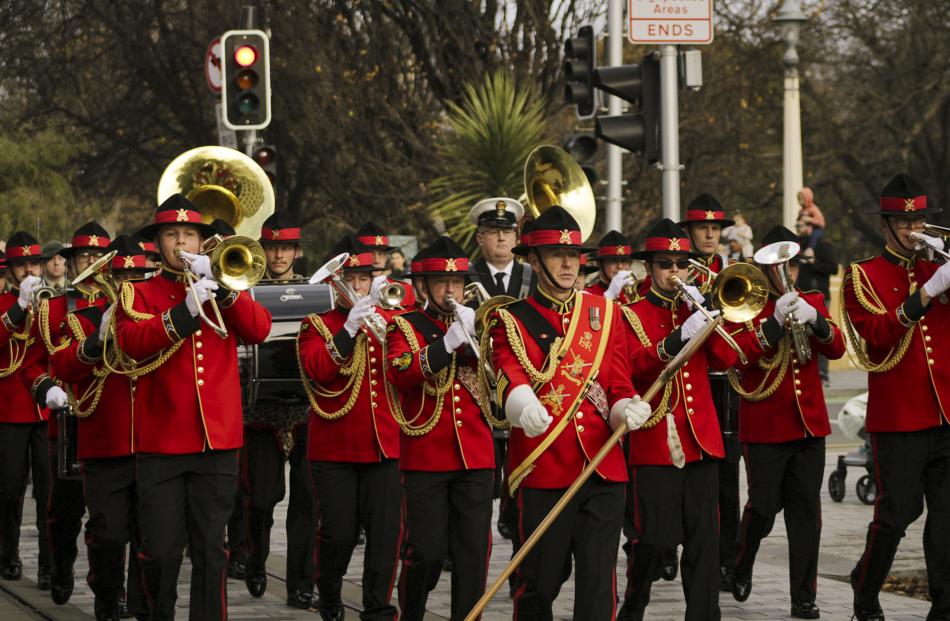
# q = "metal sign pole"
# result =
<box><xmin>604</xmin><ymin>0</ymin><xmax>624</xmax><ymax>233</ymax></box>
<box><xmin>658</xmin><ymin>44</ymin><xmax>681</xmax><ymax>221</ymax></box>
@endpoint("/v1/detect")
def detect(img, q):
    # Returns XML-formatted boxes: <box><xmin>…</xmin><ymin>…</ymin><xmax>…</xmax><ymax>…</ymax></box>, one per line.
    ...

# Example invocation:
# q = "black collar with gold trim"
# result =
<box><xmin>533</xmin><ymin>287</ymin><xmax>575</xmax><ymax>314</ymax></box>
<box><xmin>159</xmin><ymin>265</ymin><xmax>190</xmax><ymax>284</ymax></box>
<box><xmin>883</xmin><ymin>246</ymin><xmax>916</xmax><ymax>268</ymax></box>
<box><xmin>646</xmin><ymin>286</ymin><xmax>678</xmax><ymax>310</ymax></box>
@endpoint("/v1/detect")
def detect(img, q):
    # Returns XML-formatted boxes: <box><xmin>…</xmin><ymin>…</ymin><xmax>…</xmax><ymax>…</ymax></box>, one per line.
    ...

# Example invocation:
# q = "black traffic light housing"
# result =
<box><xmin>563</xmin><ymin>133</ymin><xmax>599</xmax><ymax>184</ymax></box>
<box><xmin>251</xmin><ymin>144</ymin><xmax>277</xmax><ymax>188</ymax></box>
<box><xmin>593</xmin><ymin>54</ymin><xmax>661</xmax><ymax>163</ymax></box>
<box><xmin>563</xmin><ymin>25</ymin><xmax>596</xmax><ymax>119</ymax></box>
<box><xmin>221</xmin><ymin>29</ymin><xmax>272</xmax><ymax>130</ymax></box>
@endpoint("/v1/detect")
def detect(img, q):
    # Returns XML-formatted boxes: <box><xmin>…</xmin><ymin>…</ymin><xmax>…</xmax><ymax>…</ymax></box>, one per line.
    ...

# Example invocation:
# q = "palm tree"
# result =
<box><xmin>427</xmin><ymin>71</ymin><xmax>547</xmax><ymax>255</ymax></box>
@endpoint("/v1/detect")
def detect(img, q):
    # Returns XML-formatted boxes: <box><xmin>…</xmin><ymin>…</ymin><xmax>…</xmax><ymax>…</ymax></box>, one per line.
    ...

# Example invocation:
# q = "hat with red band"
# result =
<box><xmin>59</xmin><ymin>221</ymin><xmax>112</xmax><ymax>258</ymax></box>
<box><xmin>107</xmin><ymin>235</ymin><xmax>151</xmax><ymax>271</ymax></box>
<box><xmin>260</xmin><ymin>212</ymin><xmax>303</xmax><ymax>244</ymax></box>
<box><xmin>137</xmin><ymin>194</ymin><xmax>218</xmax><ymax>239</ymax></box>
<box><xmin>131</xmin><ymin>231</ymin><xmax>160</xmax><ymax>259</ymax></box>
<box><xmin>632</xmin><ymin>219</ymin><xmax>701</xmax><ymax>260</ymax></box>
<box><xmin>355</xmin><ymin>222</ymin><xmax>396</xmax><ymax>251</ymax></box>
<box><xmin>593</xmin><ymin>230</ymin><xmax>634</xmax><ymax>260</ymax></box>
<box><xmin>408</xmin><ymin>236</ymin><xmax>475</xmax><ymax>276</ymax></box>
<box><xmin>326</xmin><ymin>235</ymin><xmax>378</xmax><ymax>272</ymax></box>
<box><xmin>4</xmin><ymin>231</ymin><xmax>44</xmax><ymax>262</ymax></box>
<box><xmin>578</xmin><ymin>253</ymin><xmax>598</xmax><ymax>275</ymax></box>
<box><xmin>512</xmin><ymin>206</ymin><xmax>596</xmax><ymax>256</ymax></box>
<box><xmin>0</xmin><ymin>250</ymin><xmax>6</xmax><ymax>270</ymax></box>
<box><xmin>877</xmin><ymin>173</ymin><xmax>940</xmax><ymax>217</ymax></box>
<box><xmin>678</xmin><ymin>194</ymin><xmax>735</xmax><ymax>227</ymax></box>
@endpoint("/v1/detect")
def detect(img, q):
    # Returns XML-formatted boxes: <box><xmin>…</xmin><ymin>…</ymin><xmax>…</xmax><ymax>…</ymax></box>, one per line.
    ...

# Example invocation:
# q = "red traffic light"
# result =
<box><xmin>252</xmin><ymin>147</ymin><xmax>276</xmax><ymax>167</ymax></box>
<box><xmin>234</xmin><ymin>45</ymin><xmax>258</xmax><ymax>67</ymax></box>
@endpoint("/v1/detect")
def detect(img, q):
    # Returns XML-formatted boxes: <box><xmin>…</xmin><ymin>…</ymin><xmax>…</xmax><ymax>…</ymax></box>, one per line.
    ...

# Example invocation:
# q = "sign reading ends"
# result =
<box><xmin>628</xmin><ymin>0</ymin><xmax>715</xmax><ymax>45</ymax></box>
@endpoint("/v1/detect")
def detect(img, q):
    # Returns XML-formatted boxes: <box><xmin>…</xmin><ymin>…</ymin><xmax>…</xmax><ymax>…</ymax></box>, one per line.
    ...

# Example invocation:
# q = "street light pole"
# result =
<box><xmin>775</xmin><ymin>0</ymin><xmax>807</xmax><ymax>230</ymax></box>
<box><xmin>604</xmin><ymin>0</ymin><xmax>624</xmax><ymax>233</ymax></box>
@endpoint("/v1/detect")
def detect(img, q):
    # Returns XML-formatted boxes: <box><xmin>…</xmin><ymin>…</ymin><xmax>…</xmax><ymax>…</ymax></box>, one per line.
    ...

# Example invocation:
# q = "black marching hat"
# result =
<box><xmin>138</xmin><ymin>194</ymin><xmax>218</xmax><ymax>239</ymax></box>
<box><xmin>632</xmin><ymin>219</ymin><xmax>701</xmax><ymax>260</ymax></box>
<box><xmin>327</xmin><ymin>235</ymin><xmax>379</xmax><ymax>272</ymax></box>
<box><xmin>876</xmin><ymin>173</ymin><xmax>940</xmax><ymax>217</ymax></box>
<box><xmin>512</xmin><ymin>206</ymin><xmax>596</xmax><ymax>256</ymax></box>
<box><xmin>409</xmin><ymin>236</ymin><xmax>476</xmax><ymax>276</ymax></box>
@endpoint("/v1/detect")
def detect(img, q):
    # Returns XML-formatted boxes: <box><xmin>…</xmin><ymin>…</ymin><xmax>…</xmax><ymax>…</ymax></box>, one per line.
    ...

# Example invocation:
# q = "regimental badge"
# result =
<box><xmin>668</xmin><ymin>238</ymin><xmax>682</xmax><ymax>251</ymax></box>
<box><xmin>589</xmin><ymin>307</ymin><xmax>601</xmax><ymax>332</ymax></box>
<box><xmin>616</xmin><ymin>245</ymin><xmax>626</xmax><ymax>255</ymax></box>
<box><xmin>123</xmin><ymin>256</ymin><xmax>136</xmax><ymax>268</ymax></box>
<box><xmin>139</xmin><ymin>242</ymin><xmax>147</xmax><ymax>250</ymax></box>
<box><xmin>375</xmin><ymin>235</ymin><xmax>384</xmax><ymax>246</ymax></box>
<box><xmin>176</xmin><ymin>209</ymin><xmax>189</xmax><ymax>222</ymax></box>
<box><xmin>392</xmin><ymin>351</ymin><xmax>412</xmax><ymax>371</ymax></box>
<box><xmin>705</xmin><ymin>210</ymin><xmax>716</xmax><ymax>220</ymax></box>
<box><xmin>559</xmin><ymin>229</ymin><xmax>572</xmax><ymax>244</ymax></box>
<box><xmin>22</xmin><ymin>246</ymin><xmax>32</xmax><ymax>256</ymax></box>
<box><xmin>540</xmin><ymin>384</ymin><xmax>567</xmax><ymax>416</ymax></box>
<box><xmin>349</xmin><ymin>255</ymin><xmax>361</xmax><ymax>266</ymax></box>
<box><xmin>496</xmin><ymin>201</ymin><xmax>506</xmax><ymax>218</ymax></box>
<box><xmin>561</xmin><ymin>351</ymin><xmax>592</xmax><ymax>386</ymax></box>
<box><xmin>272</xmin><ymin>229</ymin><xmax>281</xmax><ymax>240</ymax></box>
<box><xmin>905</xmin><ymin>199</ymin><xmax>916</xmax><ymax>212</ymax></box>
<box><xmin>89</xmin><ymin>235</ymin><xmax>100</xmax><ymax>246</ymax></box>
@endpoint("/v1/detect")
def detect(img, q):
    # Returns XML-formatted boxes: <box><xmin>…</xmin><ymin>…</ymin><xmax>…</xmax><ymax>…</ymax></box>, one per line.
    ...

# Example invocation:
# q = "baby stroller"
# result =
<box><xmin>827</xmin><ymin>392</ymin><xmax>877</xmax><ymax>505</ymax></box>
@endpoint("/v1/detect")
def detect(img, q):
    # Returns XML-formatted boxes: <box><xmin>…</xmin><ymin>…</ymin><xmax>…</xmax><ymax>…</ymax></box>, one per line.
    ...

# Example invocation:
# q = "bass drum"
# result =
<box><xmin>241</xmin><ymin>282</ymin><xmax>334</xmax><ymax>410</ymax></box>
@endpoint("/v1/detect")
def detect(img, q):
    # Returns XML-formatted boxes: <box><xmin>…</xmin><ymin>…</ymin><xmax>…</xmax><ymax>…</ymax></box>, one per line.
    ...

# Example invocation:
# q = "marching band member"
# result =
<box><xmin>34</xmin><ymin>221</ymin><xmax>111</xmax><ymax>605</ymax></box>
<box><xmin>618</xmin><ymin>219</ymin><xmax>736</xmax><ymax>621</ymax></box>
<box><xmin>585</xmin><ymin>230</ymin><xmax>638</xmax><ymax>304</ymax></box>
<box><xmin>843</xmin><ymin>174</ymin><xmax>950</xmax><ymax>621</ymax></box>
<box><xmin>728</xmin><ymin>226</ymin><xmax>845</xmax><ymax>619</ymax></box>
<box><xmin>51</xmin><ymin>234</ymin><xmax>149</xmax><ymax>620</ymax></box>
<box><xmin>297</xmin><ymin>235</ymin><xmax>401</xmax><ymax>621</ymax></box>
<box><xmin>0</xmin><ymin>251</ymin><xmax>7</xmax><ymax>293</ymax></box>
<box><xmin>355</xmin><ymin>221</ymin><xmax>416</xmax><ymax>308</ymax></box>
<box><xmin>115</xmin><ymin>195</ymin><xmax>272</xmax><ymax>620</ymax></box>
<box><xmin>387</xmin><ymin>236</ymin><xmax>498</xmax><ymax>620</ymax></box>
<box><xmin>0</xmin><ymin>232</ymin><xmax>52</xmax><ymax>586</ymax></box>
<box><xmin>488</xmin><ymin>206</ymin><xmax>651</xmax><ymax>621</ymax></box>
<box><xmin>241</xmin><ymin>212</ymin><xmax>317</xmax><ymax>609</ymax></box>
<box><xmin>468</xmin><ymin>198</ymin><xmax>536</xmax><ymax>298</ymax></box>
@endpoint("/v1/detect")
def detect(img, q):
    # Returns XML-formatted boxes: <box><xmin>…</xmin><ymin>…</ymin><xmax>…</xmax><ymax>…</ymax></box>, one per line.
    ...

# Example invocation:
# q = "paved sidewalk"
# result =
<box><xmin>1</xmin><ymin>369</ymin><xmax>935</xmax><ymax>619</ymax></box>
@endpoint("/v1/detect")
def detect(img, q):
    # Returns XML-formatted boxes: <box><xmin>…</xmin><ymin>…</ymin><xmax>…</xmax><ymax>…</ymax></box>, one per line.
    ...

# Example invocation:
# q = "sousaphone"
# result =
<box><xmin>523</xmin><ymin>145</ymin><xmax>596</xmax><ymax>242</ymax></box>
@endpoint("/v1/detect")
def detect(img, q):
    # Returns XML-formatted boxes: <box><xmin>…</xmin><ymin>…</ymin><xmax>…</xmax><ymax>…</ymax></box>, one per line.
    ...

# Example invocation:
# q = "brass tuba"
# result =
<box><xmin>753</xmin><ymin>241</ymin><xmax>812</xmax><ymax>364</ymax></box>
<box><xmin>523</xmin><ymin>145</ymin><xmax>596</xmax><ymax>242</ymax></box>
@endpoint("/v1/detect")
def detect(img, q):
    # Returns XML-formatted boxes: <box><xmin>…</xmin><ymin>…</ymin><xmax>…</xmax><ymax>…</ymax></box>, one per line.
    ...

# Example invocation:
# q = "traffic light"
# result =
<box><xmin>563</xmin><ymin>133</ymin><xmax>599</xmax><ymax>184</ymax></box>
<box><xmin>593</xmin><ymin>54</ymin><xmax>661</xmax><ymax>162</ymax></box>
<box><xmin>221</xmin><ymin>29</ymin><xmax>271</xmax><ymax>130</ymax></box>
<box><xmin>252</xmin><ymin>144</ymin><xmax>277</xmax><ymax>188</ymax></box>
<box><xmin>563</xmin><ymin>25</ymin><xmax>596</xmax><ymax>119</ymax></box>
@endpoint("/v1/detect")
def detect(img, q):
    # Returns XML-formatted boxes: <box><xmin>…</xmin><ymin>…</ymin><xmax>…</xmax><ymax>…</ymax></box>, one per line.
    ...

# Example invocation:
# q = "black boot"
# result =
<box><xmin>0</xmin><ymin>557</ymin><xmax>22</xmax><ymax>581</ymax></box>
<box><xmin>37</xmin><ymin>564</ymin><xmax>51</xmax><ymax>589</ymax></box>
<box><xmin>287</xmin><ymin>587</ymin><xmax>318</xmax><ymax>609</ymax></box>
<box><xmin>320</xmin><ymin>606</ymin><xmax>345</xmax><ymax>621</ymax></box>
<box><xmin>51</xmin><ymin>569</ymin><xmax>75</xmax><ymax>605</ymax></box>
<box><xmin>245</xmin><ymin>571</ymin><xmax>267</xmax><ymax>598</ymax></box>
<box><xmin>791</xmin><ymin>600</ymin><xmax>820</xmax><ymax>619</ymax></box>
<box><xmin>732</xmin><ymin>572</ymin><xmax>752</xmax><ymax>602</ymax></box>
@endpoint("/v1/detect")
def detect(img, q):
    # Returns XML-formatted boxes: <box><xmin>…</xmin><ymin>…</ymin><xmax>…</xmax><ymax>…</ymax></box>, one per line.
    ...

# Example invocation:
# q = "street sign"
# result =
<box><xmin>627</xmin><ymin>0</ymin><xmax>715</xmax><ymax>45</ymax></box>
<box><xmin>206</xmin><ymin>37</ymin><xmax>222</xmax><ymax>93</ymax></box>
<box><xmin>214</xmin><ymin>102</ymin><xmax>238</xmax><ymax>149</ymax></box>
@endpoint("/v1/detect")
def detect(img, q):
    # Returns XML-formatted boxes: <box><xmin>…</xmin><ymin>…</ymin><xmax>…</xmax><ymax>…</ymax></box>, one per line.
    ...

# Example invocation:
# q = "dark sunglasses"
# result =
<box><xmin>653</xmin><ymin>258</ymin><xmax>691</xmax><ymax>270</ymax></box>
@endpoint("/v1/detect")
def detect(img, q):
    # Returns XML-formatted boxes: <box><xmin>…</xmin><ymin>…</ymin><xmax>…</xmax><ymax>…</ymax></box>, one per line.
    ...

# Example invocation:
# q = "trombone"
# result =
<box><xmin>753</xmin><ymin>241</ymin><xmax>812</xmax><ymax>364</ymax></box>
<box><xmin>670</xmin><ymin>262</ymin><xmax>769</xmax><ymax>365</ymax></box>
<box><xmin>911</xmin><ymin>228</ymin><xmax>950</xmax><ymax>262</ymax></box>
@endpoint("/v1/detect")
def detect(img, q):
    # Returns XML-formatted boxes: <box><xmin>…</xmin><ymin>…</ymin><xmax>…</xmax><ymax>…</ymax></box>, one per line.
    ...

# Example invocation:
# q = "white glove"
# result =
<box><xmin>913</xmin><ymin>233</ymin><xmax>944</xmax><ymax>261</ymax></box>
<box><xmin>179</xmin><ymin>251</ymin><xmax>213</xmax><ymax>280</ymax></box>
<box><xmin>185</xmin><ymin>278</ymin><xmax>219</xmax><ymax>317</ymax></box>
<box><xmin>923</xmin><ymin>261</ymin><xmax>950</xmax><ymax>299</ymax></box>
<box><xmin>45</xmin><ymin>386</ymin><xmax>69</xmax><ymax>410</ymax></box>
<box><xmin>343</xmin><ymin>295</ymin><xmax>376</xmax><ymax>337</ymax></box>
<box><xmin>788</xmin><ymin>297</ymin><xmax>818</xmax><ymax>325</ymax></box>
<box><xmin>610</xmin><ymin>395</ymin><xmax>652</xmax><ymax>432</ymax></box>
<box><xmin>443</xmin><ymin>304</ymin><xmax>476</xmax><ymax>352</ymax></box>
<box><xmin>505</xmin><ymin>384</ymin><xmax>553</xmax><ymax>438</ymax></box>
<box><xmin>680</xmin><ymin>284</ymin><xmax>705</xmax><ymax>310</ymax></box>
<box><xmin>773</xmin><ymin>291</ymin><xmax>800</xmax><ymax>325</ymax></box>
<box><xmin>17</xmin><ymin>275</ymin><xmax>41</xmax><ymax>309</ymax></box>
<box><xmin>97</xmin><ymin>305</ymin><xmax>115</xmax><ymax>343</ymax></box>
<box><xmin>604</xmin><ymin>270</ymin><xmax>635</xmax><ymax>300</ymax></box>
<box><xmin>680</xmin><ymin>308</ymin><xmax>719</xmax><ymax>341</ymax></box>
<box><xmin>369</xmin><ymin>274</ymin><xmax>390</xmax><ymax>304</ymax></box>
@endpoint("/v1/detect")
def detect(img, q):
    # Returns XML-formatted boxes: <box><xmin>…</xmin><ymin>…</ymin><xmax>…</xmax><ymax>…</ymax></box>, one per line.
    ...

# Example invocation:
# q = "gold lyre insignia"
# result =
<box><xmin>668</xmin><ymin>238</ymin><xmax>682</xmax><ymax>251</ymax></box>
<box><xmin>175</xmin><ymin>209</ymin><xmax>189</xmax><ymax>222</ymax></box>
<box><xmin>904</xmin><ymin>199</ymin><xmax>916</xmax><ymax>212</ymax></box>
<box><xmin>445</xmin><ymin>258</ymin><xmax>458</xmax><ymax>272</ymax></box>
<box><xmin>123</xmin><ymin>256</ymin><xmax>136</xmax><ymax>269</ymax></box>
<box><xmin>540</xmin><ymin>384</ymin><xmax>567</xmax><ymax>416</ymax></box>
<box><xmin>559</xmin><ymin>229</ymin><xmax>573</xmax><ymax>244</ymax></box>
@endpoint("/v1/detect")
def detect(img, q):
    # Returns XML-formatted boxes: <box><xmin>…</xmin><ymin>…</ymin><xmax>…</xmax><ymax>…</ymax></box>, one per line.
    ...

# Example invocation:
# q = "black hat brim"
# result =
<box><xmin>137</xmin><ymin>221</ymin><xmax>219</xmax><ymax>240</ymax></box>
<box><xmin>678</xmin><ymin>218</ymin><xmax>735</xmax><ymax>228</ymax></box>
<box><xmin>631</xmin><ymin>249</ymin><xmax>703</xmax><ymax>261</ymax></box>
<box><xmin>873</xmin><ymin>206</ymin><xmax>943</xmax><ymax>217</ymax></box>
<box><xmin>512</xmin><ymin>243</ymin><xmax>598</xmax><ymax>256</ymax></box>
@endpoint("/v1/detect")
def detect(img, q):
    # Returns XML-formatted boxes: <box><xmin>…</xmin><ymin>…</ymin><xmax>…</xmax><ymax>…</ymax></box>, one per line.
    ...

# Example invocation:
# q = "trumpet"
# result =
<box><xmin>31</xmin><ymin>277</ymin><xmax>61</xmax><ymax>304</ymax></box>
<box><xmin>177</xmin><ymin>235</ymin><xmax>267</xmax><ymax>339</ymax></box>
<box><xmin>911</xmin><ymin>229</ymin><xmax>950</xmax><ymax>262</ymax></box>
<box><xmin>753</xmin><ymin>241</ymin><xmax>812</xmax><ymax>365</ymax></box>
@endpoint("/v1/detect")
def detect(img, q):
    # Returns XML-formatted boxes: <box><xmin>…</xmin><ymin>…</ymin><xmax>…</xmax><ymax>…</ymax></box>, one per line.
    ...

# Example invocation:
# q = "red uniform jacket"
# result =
<box><xmin>386</xmin><ymin>308</ymin><xmax>495</xmax><ymax>472</ymax></box>
<box><xmin>51</xmin><ymin>304</ymin><xmax>136</xmax><ymax>459</ymax></box>
<box><xmin>297</xmin><ymin>307</ymin><xmax>401</xmax><ymax>462</ymax></box>
<box><xmin>843</xmin><ymin>249</ymin><xmax>950</xmax><ymax>432</ymax></box>
<box><xmin>585</xmin><ymin>279</ymin><xmax>638</xmax><ymax>305</ymax></box>
<box><xmin>0</xmin><ymin>291</ymin><xmax>47</xmax><ymax>424</ymax></box>
<box><xmin>728</xmin><ymin>291</ymin><xmax>845</xmax><ymax>443</ymax></box>
<box><xmin>115</xmin><ymin>271</ymin><xmax>272</xmax><ymax>454</ymax></box>
<box><xmin>625</xmin><ymin>289</ymin><xmax>737</xmax><ymax>466</ymax></box>
<box><xmin>489</xmin><ymin>291</ymin><xmax>632</xmax><ymax>489</ymax></box>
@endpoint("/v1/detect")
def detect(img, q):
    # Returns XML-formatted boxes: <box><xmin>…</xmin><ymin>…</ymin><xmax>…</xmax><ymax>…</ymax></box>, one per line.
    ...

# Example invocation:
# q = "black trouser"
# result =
<box><xmin>243</xmin><ymin>425</ymin><xmax>315</xmax><ymax>593</ymax></box>
<box><xmin>136</xmin><ymin>450</ymin><xmax>238</xmax><ymax>621</ymax></box>
<box><xmin>620</xmin><ymin>460</ymin><xmax>720</xmax><ymax>621</ymax></box>
<box><xmin>0</xmin><ymin>422</ymin><xmax>50</xmax><ymax>569</ymax></box>
<box><xmin>712</xmin><ymin>372</ymin><xmax>741</xmax><ymax>574</ymax></box>
<box><xmin>852</xmin><ymin>426</ymin><xmax>950</xmax><ymax>619</ymax></box>
<box><xmin>83</xmin><ymin>456</ymin><xmax>146</xmax><ymax>617</ymax></box>
<box><xmin>735</xmin><ymin>437</ymin><xmax>825</xmax><ymax>603</ymax></box>
<box><xmin>399</xmin><ymin>469</ymin><xmax>494</xmax><ymax>621</ymax></box>
<box><xmin>514</xmin><ymin>477</ymin><xmax>624</xmax><ymax>621</ymax></box>
<box><xmin>310</xmin><ymin>459</ymin><xmax>401</xmax><ymax>620</ymax></box>
<box><xmin>47</xmin><ymin>440</ymin><xmax>85</xmax><ymax>581</ymax></box>
<box><xmin>227</xmin><ymin>446</ymin><xmax>246</xmax><ymax>565</ymax></box>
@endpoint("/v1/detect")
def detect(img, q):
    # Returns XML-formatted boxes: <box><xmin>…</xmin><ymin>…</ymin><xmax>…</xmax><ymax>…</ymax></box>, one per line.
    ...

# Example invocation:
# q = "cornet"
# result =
<box><xmin>753</xmin><ymin>241</ymin><xmax>812</xmax><ymax>365</ymax></box>
<box><xmin>445</xmin><ymin>282</ymin><xmax>490</xmax><ymax>359</ymax></box>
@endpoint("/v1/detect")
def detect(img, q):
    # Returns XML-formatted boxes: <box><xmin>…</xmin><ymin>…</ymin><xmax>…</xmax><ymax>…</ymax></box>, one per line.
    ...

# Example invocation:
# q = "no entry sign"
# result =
<box><xmin>628</xmin><ymin>0</ymin><xmax>715</xmax><ymax>45</ymax></box>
